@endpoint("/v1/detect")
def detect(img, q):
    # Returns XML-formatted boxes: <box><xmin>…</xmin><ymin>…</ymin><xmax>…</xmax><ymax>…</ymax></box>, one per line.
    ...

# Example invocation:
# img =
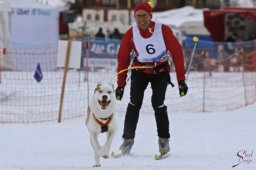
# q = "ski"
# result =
<box><xmin>111</xmin><ymin>151</ymin><xmax>132</xmax><ymax>158</ymax></box>
<box><xmin>112</xmin><ymin>151</ymin><xmax>170</xmax><ymax>160</ymax></box>
<box><xmin>111</xmin><ymin>151</ymin><xmax>122</xmax><ymax>158</ymax></box>
<box><xmin>154</xmin><ymin>153</ymin><xmax>170</xmax><ymax>160</ymax></box>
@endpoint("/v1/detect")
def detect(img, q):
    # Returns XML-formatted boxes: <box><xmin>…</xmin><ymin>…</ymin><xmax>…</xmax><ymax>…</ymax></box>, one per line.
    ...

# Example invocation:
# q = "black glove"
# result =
<box><xmin>178</xmin><ymin>80</ymin><xmax>188</xmax><ymax>97</ymax></box>
<box><xmin>116</xmin><ymin>87</ymin><xmax>124</xmax><ymax>101</ymax></box>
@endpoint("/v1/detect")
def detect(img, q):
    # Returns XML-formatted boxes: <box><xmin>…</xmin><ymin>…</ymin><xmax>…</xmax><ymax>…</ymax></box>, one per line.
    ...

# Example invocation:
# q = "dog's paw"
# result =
<box><xmin>98</xmin><ymin>145</ymin><xmax>110</xmax><ymax>157</ymax></box>
<box><xmin>102</xmin><ymin>154</ymin><xmax>109</xmax><ymax>159</ymax></box>
<box><xmin>93</xmin><ymin>164</ymin><xmax>101</xmax><ymax>167</ymax></box>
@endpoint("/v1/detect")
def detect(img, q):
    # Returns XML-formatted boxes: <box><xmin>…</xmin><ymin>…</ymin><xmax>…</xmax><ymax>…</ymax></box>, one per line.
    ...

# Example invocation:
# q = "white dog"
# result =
<box><xmin>86</xmin><ymin>82</ymin><xmax>117</xmax><ymax>167</ymax></box>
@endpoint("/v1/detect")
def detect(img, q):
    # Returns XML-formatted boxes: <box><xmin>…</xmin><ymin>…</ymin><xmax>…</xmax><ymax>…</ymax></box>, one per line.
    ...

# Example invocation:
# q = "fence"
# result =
<box><xmin>0</xmin><ymin>37</ymin><xmax>255</xmax><ymax>123</ymax></box>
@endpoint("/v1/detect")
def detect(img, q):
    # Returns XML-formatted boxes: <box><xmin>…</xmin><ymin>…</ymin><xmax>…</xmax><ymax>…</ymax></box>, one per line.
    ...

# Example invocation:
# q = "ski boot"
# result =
<box><xmin>158</xmin><ymin>138</ymin><xmax>170</xmax><ymax>155</ymax></box>
<box><xmin>119</xmin><ymin>139</ymin><xmax>134</xmax><ymax>154</ymax></box>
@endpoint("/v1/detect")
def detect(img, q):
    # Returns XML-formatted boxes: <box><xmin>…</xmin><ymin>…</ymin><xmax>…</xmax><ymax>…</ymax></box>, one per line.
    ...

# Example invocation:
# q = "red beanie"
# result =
<box><xmin>134</xmin><ymin>3</ymin><xmax>152</xmax><ymax>18</ymax></box>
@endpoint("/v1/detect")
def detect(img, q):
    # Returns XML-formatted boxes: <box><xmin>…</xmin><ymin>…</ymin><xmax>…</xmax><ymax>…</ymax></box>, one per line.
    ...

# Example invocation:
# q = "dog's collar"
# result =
<box><xmin>96</xmin><ymin>114</ymin><xmax>113</xmax><ymax>121</ymax></box>
<box><xmin>93</xmin><ymin>113</ymin><xmax>113</xmax><ymax>132</ymax></box>
<box><xmin>99</xmin><ymin>117</ymin><xmax>110</xmax><ymax>121</ymax></box>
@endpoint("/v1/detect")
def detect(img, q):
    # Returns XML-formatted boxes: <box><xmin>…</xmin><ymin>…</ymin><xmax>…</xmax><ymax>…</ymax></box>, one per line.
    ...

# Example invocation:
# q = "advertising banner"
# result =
<box><xmin>83</xmin><ymin>39</ymin><xmax>120</xmax><ymax>59</ymax></box>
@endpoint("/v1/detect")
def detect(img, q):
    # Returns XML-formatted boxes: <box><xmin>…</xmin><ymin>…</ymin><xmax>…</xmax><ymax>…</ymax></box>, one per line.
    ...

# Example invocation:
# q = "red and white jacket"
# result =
<box><xmin>117</xmin><ymin>21</ymin><xmax>186</xmax><ymax>87</ymax></box>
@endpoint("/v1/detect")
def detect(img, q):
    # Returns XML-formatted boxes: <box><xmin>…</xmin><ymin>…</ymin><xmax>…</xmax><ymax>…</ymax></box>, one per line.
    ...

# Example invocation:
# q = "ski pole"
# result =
<box><xmin>186</xmin><ymin>36</ymin><xmax>199</xmax><ymax>80</ymax></box>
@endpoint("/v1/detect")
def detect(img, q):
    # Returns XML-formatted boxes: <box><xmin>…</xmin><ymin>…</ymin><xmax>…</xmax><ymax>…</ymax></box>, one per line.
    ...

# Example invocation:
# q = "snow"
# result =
<box><xmin>0</xmin><ymin>100</ymin><xmax>256</xmax><ymax>169</ymax></box>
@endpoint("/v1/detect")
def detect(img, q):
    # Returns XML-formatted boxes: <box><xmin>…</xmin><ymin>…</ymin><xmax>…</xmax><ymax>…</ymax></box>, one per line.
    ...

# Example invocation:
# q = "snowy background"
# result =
<box><xmin>0</xmin><ymin>100</ymin><xmax>255</xmax><ymax>170</ymax></box>
<box><xmin>0</xmin><ymin>0</ymin><xmax>255</xmax><ymax>169</ymax></box>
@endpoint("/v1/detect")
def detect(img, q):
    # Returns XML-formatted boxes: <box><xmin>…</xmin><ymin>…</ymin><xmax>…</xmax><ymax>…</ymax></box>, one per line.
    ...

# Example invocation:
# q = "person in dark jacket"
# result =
<box><xmin>95</xmin><ymin>27</ymin><xmax>105</xmax><ymax>39</ymax></box>
<box><xmin>109</xmin><ymin>28</ymin><xmax>122</xmax><ymax>40</ymax></box>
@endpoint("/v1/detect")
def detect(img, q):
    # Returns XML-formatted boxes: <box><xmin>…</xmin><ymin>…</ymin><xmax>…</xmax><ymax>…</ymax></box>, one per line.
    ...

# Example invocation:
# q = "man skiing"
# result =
<box><xmin>115</xmin><ymin>2</ymin><xmax>188</xmax><ymax>157</ymax></box>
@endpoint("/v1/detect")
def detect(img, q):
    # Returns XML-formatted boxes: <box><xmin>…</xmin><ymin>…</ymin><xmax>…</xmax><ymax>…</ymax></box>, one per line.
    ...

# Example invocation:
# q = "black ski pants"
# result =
<box><xmin>122</xmin><ymin>70</ymin><xmax>171</xmax><ymax>139</ymax></box>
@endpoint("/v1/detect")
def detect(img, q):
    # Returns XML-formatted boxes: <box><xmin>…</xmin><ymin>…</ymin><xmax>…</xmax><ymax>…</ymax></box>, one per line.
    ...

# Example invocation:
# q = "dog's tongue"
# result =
<box><xmin>101</xmin><ymin>101</ymin><xmax>108</xmax><ymax>107</ymax></box>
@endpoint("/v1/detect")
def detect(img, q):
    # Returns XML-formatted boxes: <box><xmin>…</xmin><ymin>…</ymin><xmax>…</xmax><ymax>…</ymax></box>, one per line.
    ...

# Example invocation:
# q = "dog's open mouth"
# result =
<box><xmin>98</xmin><ymin>100</ymin><xmax>111</xmax><ymax>109</ymax></box>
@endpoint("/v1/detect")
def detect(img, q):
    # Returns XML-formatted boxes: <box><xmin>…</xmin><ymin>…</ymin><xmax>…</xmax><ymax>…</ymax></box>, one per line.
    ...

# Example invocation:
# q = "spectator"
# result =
<box><xmin>95</xmin><ymin>27</ymin><xmax>105</xmax><ymax>39</ymax></box>
<box><xmin>109</xmin><ymin>28</ymin><xmax>122</xmax><ymax>40</ymax></box>
<box><xmin>202</xmin><ymin>51</ymin><xmax>216</xmax><ymax>76</ymax></box>
<box><xmin>59</xmin><ymin>13</ymin><xmax>69</xmax><ymax>40</ymax></box>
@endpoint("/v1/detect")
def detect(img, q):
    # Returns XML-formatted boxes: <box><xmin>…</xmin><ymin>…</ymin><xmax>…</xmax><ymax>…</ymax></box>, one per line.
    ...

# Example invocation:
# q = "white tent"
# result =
<box><xmin>153</xmin><ymin>6</ymin><xmax>209</xmax><ymax>35</ymax></box>
<box><xmin>230</xmin><ymin>0</ymin><xmax>255</xmax><ymax>7</ymax></box>
<box><xmin>45</xmin><ymin>0</ymin><xmax>75</xmax><ymax>11</ymax></box>
<box><xmin>0</xmin><ymin>0</ymin><xmax>60</xmax><ymax>71</ymax></box>
<box><xmin>9</xmin><ymin>0</ymin><xmax>59</xmax><ymax>47</ymax></box>
<box><xmin>0</xmin><ymin>0</ymin><xmax>10</xmax><ymax>49</ymax></box>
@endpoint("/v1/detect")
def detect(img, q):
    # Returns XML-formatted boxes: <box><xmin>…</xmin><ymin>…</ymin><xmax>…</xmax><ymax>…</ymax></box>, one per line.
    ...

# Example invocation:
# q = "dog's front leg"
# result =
<box><xmin>90</xmin><ymin>133</ymin><xmax>101</xmax><ymax>167</ymax></box>
<box><xmin>98</xmin><ymin>130</ymin><xmax>116</xmax><ymax>157</ymax></box>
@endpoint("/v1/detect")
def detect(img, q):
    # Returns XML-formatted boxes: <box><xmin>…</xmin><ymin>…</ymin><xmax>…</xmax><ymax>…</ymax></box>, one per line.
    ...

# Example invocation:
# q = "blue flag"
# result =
<box><xmin>34</xmin><ymin>63</ymin><xmax>43</xmax><ymax>83</ymax></box>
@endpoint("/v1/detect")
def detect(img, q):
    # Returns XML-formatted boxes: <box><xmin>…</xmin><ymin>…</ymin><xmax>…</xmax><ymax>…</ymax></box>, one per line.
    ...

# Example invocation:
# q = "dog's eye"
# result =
<box><xmin>107</xmin><ymin>91</ymin><xmax>112</xmax><ymax>94</ymax></box>
<box><xmin>99</xmin><ymin>90</ymin><xmax>103</xmax><ymax>93</ymax></box>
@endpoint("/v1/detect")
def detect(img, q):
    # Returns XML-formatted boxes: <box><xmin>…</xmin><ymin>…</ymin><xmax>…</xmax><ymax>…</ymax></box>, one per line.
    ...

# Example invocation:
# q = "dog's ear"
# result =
<box><xmin>108</xmin><ymin>82</ymin><xmax>115</xmax><ymax>90</ymax></box>
<box><xmin>94</xmin><ymin>82</ymin><xmax>102</xmax><ymax>93</ymax></box>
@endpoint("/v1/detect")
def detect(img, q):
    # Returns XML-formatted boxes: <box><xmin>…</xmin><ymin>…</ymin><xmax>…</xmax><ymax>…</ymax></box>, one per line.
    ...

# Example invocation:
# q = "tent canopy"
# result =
<box><xmin>204</xmin><ymin>7</ymin><xmax>256</xmax><ymax>42</ymax></box>
<box><xmin>153</xmin><ymin>6</ymin><xmax>209</xmax><ymax>35</ymax></box>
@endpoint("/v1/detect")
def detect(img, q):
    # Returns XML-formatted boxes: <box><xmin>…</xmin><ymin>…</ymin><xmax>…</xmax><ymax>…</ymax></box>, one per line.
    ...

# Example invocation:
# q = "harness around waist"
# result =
<box><xmin>132</xmin><ymin>60</ymin><xmax>170</xmax><ymax>73</ymax></box>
